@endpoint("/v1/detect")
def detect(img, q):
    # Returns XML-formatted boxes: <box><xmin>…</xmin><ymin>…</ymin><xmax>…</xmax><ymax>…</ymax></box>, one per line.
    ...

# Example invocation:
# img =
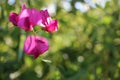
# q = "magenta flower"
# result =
<box><xmin>41</xmin><ymin>19</ymin><xmax>58</xmax><ymax>33</ymax></box>
<box><xmin>24</xmin><ymin>36</ymin><xmax>49</xmax><ymax>59</ymax></box>
<box><xmin>9</xmin><ymin>4</ymin><xmax>58</xmax><ymax>59</ymax></box>
<box><xmin>17</xmin><ymin>8</ymin><xmax>33</xmax><ymax>31</ymax></box>
<box><xmin>9</xmin><ymin>4</ymin><xmax>40</xmax><ymax>31</ymax></box>
<box><xmin>9</xmin><ymin>4</ymin><xmax>58</xmax><ymax>32</ymax></box>
<box><xmin>9</xmin><ymin>4</ymin><xmax>32</xmax><ymax>31</ymax></box>
<box><xmin>39</xmin><ymin>10</ymin><xmax>58</xmax><ymax>33</ymax></box>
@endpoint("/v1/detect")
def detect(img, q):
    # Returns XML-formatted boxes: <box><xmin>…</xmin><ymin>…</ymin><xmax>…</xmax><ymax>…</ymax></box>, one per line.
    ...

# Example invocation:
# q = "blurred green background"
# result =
<box><xmin>0</xmin><ymin>0</ymin><xmax>120</xmax><ymax>80</ymax></box>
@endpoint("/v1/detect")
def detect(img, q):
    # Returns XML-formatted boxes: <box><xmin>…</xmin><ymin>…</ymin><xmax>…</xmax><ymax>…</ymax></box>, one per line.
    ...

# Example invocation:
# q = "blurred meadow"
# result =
<box><xmin>0</xmin><ymin>0</ymin><xmax>120</xmax><ymax>80</ymax></box>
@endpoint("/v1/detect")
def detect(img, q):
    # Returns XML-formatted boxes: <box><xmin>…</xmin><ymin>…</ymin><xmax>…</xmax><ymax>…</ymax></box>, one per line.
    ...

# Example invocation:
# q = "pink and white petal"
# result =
<box><xmin>42</xmin><ymin>19</ymin><xmax>58</xmax><ymax>33</ymax></box>
<box><xmin>39</xmin><ymin>10</ymin><xmax>50</xmax><ymax>26</ymax></box>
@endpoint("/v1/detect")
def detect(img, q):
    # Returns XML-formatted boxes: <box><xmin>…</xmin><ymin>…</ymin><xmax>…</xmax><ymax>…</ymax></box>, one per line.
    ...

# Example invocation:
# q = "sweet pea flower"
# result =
<box><xmin>18</xmin><ymin>5</ymin><xmax>44</xmax><ymax>31</ymax></box>
<box><xmin>24</xmin><ymin>36</ymin><xmax>49</xmax><ymax>59</ymax></box>
<box><xmin>38</xmin><ymin>10</ymin><xmax>58</xmax><ymax>33</ymax></box>
<box><xmin>9</xmin><ymin>4</ymin><xmax>43</xmax><ymax>31</ymax></box>
<box><xmin>9</xmin><ymin>4</ymin><xmax>58</xmax><ymax>32</ymax></box>
<box><xmin>9</xmin><ymin>4</ymin><xmax>58</xmax><ymax>59</ymax></box>
<box><xmin>9</xmin><ymin>4</ymin><xmax>33</xmax><ymax>31</ymax></box>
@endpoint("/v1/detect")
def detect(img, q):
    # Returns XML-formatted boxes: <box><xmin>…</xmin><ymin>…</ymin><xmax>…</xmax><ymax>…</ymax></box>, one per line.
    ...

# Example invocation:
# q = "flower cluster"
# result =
<box><xmin>9</xmin><ymin>4</ymin><xmax>58</xmax><ymax>59</ymax></box>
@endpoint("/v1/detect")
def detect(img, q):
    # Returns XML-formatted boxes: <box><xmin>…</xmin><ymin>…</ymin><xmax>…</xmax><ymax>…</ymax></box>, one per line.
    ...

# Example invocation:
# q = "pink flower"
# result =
<box><xmin>9</xmin><ymin>4</ymin><xmax>39</xmax><ymax>31</ymax></box>
<box><xmin>42</xmin><ymin>18</ymin><xmax>58</xmax><ymax>33</ymax></box>
<box><xmin>24</xmin><ymin>36</ymin><xmax>49</xmax><ymax>59</ymax></box>
<box><xmin>39</xmin><ymin>10</ymin><xmax>58</xmax><ymax>33</ymax></box>
<box><xmin>17</xmin><ymin>8</ymin><xmax>33</xmax><ymax>31</ymax></box>
<box><xmin>9</xmin><ymin>4</ymin><xmax>58</xmax><ymax>32</ymax></box>
<box><xmin>9</xmin><ymin>4</ymin><xmax>32</xmax><ymax>31</ymax></box>
<box><xmin>9</xmin><ymin>4</ymin><xmax>58</xmax><ymax>59</ymax></box>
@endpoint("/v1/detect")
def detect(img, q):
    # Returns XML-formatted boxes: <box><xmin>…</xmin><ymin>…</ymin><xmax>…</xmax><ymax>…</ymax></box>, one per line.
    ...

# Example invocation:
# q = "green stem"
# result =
<box><xmin>32</xmin><ymin>29</ymin><xmax>36</xmax><ymax>36</ymax></box>
<box><xmin>35</xmin><ymin>28</ymin><xmax>42</xmax><ymax>33</ymax></box>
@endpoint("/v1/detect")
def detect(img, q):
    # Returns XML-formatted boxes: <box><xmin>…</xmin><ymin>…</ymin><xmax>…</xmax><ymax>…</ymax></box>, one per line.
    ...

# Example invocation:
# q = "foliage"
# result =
<box><xmin>0</xmin><ymin>0</ymin><xmax>120</xmax><ymax>80</ymax></box>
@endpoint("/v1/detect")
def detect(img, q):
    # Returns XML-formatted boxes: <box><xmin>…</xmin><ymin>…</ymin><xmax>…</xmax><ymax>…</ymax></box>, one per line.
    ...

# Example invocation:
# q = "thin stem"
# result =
<box><xmin>32</xmin><ymin>29</ymin><xmax>36</xmax><ymax>36</ymax></box>
<box><xmin>35</xmin><ymin>28</ymin><xmax>42</xmax><ymax>33</ymax></box>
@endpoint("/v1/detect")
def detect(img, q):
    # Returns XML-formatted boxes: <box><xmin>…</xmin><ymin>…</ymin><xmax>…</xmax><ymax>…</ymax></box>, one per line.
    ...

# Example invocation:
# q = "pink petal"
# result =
<box><xmin>38</xmin><ymin>10</ymin><xmax>50</xmax><ymax>26</ymax></box>
<box><xmin>17</xmin><ymin>9</ymin><xmax>33</xmax><ymax>31</ymax></box>
<box><xmin>38</xmin><ymin>10</ymin><xmax>58</xmax><ymax>33</ymax></box>
<box><xmin>29</xmin><ymin>9</ymin><xmax>42</xmax><ymax>27</ymax></box>
<box><xmin>24</xmin><ymin>36</ymin><xmax>49</xmax><ymax>59</ymax></box>
<box><xmin>42</xmin><ymin>20</ymin><xmax>58</xmax><ymax>33</ymax></box>
<box><xmin>24</xmin><ymin>36</ymin><xmax>36</xmax><ymax>55</ymax></box>
<box><xmin>9</xmin><ymin>12</ymin><xmax>18</xmax><ymax>26</ymax></box>
<box><xmin>21</xmin><ymin>4</ymin><xmax>27</xmax><ymax>11</ymax></box>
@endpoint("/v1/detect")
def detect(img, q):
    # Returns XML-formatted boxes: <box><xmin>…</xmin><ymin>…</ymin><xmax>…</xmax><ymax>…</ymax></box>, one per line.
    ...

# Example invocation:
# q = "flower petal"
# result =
<box><xmin>21</xmin><ymin>3</ymin><xmax>27</xmax><ymax>10</ymax></box>
<box><xmin>37</xmin><ymin>10</ymin><xmax>58</xmax><ymax>33</ymax></box>
<box><xmin>24</xmin><ymin>36</ymin><xmax>49</xmax><ymax>59</ymax></box>
<box><xmin>17</xmin><ymin>9</ymin><xmax>33</xmax><ymax>31</ymax></box>
<box><xmin>9</xmin><ymin>12</ymin><xmax>18</xmax><ymax>26</ymax></box>
<box><xmin>42</xmin><ymin>19</ymin><xmax>58</xmax><ymax>33</ymax></box>
<box><xmin>38</xmin><ymin>10</ymin><xmax>50</xmax><ymax>26</ymax></box>
<box><xmin>29</xmin><ymin>9</ymin><xmax>42</xmax><ymax>26</ymax></box>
